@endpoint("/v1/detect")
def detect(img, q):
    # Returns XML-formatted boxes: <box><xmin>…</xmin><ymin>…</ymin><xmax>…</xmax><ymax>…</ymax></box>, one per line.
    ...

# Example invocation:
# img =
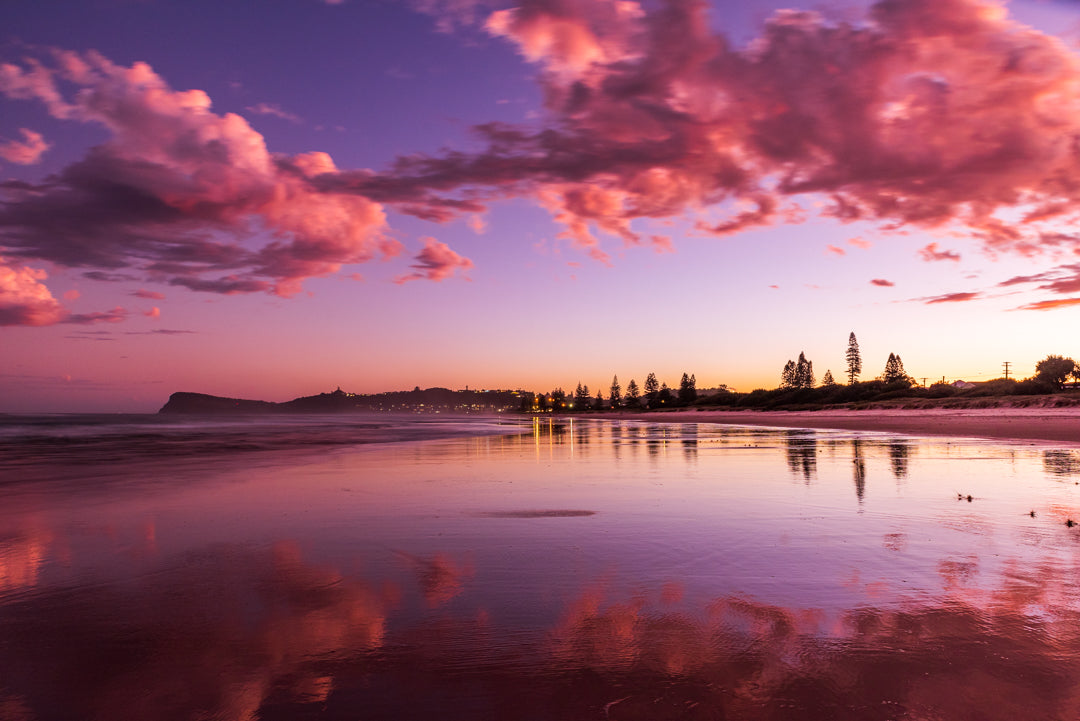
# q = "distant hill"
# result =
<box><xmin>159</xmin><ymin>387</ymin><xmax>528</xmax><ymax>414</ymax></box>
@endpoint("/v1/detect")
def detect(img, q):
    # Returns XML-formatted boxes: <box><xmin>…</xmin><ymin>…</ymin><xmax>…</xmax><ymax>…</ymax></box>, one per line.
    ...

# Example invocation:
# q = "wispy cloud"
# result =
<box><xmin>245</xmin><ymin>102</ymin><xmax>303</xmax><ymax>124</ymax></box>
<box><xmin>870</xmin><ymin>278</ymin><xmax>895</xmax><ymax>287</ymax></box>
<box><xmin>0</xmin><ymin>128</ymin><xmax>50</xmax><ymax>164</ymax></box>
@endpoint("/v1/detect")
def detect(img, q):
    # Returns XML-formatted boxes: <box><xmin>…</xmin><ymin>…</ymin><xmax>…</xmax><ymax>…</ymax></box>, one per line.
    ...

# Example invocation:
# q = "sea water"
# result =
<box><xmin>2</xmin><ymin>414</ymin><xmax>1080</xmax><ymax>720</ymax></box>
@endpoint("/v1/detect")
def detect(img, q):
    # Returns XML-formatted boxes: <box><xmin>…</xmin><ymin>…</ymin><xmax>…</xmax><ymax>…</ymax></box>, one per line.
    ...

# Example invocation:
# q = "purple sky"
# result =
<box><xmin>4</xmin><ymin>0</ymin><xmax>1080</xmax><ymax>411</ymax></box>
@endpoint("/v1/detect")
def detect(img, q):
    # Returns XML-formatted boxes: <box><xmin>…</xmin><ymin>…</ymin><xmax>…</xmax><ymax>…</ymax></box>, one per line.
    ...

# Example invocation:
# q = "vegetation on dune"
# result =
<box><xmin>520</xmin><ymin>330</ymin><xmax>1080</xmax><ymax>414</ymax></box>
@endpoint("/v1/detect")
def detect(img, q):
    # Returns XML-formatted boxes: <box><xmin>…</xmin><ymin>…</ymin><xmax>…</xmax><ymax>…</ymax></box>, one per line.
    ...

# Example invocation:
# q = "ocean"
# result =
<box><xmin>2</xmin><ymin>414</ymin><xmax>1080</xmax><ymax>720</ymax></box>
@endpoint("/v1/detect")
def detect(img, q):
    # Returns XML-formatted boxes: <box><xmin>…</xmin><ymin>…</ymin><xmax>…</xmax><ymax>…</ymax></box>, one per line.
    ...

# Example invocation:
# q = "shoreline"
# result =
<box><xmin>567</xmin><ymin>408</ymin><xmax>1080</xmax><ymax>446</ymax></box>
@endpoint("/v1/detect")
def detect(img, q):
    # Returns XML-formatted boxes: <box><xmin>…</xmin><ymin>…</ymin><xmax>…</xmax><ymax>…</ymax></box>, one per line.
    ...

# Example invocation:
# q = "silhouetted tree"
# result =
<box><xmin>538</xmin><ymin>394</ymin><xmax>549</xmax><ymax>411</ymax></box>
<box><xmin>882</xmin><ymin>353</ymin><xmax>912</xmax><ymax>386</ymax></box>
<box><xmin>678</xmin><ymin>372</ymin><xmax>698</xmax><ymax>403</ymax></box>
<box><xmin>574</xmin><ymin>383</ymin><xmax>590</xmax><ymax>408</ymax></box>
<box><xmin>626</xmin><ymin>379</ymin><xmax>640</xmax><ymax>406</ymax></box>
<box><xmin>550</xmin><ymin>388</ymin><xmax>566</xmax><ymax>409</ymax></box>
<box><xmin>609</xmin><ymin>375</ymin><xmax>621</xmax><ymax>408</ymax></box>
<box><xmin>781</xmin><ymin>360</ymin><xmax>797</xmax><ymax>388</ymax></box>
<box><xmin>822</xmin><ymin>370</ymin><xmax>836</xmax><ymax>386</ymax></box>
<box><xmin>795</xmin><ymin>352</ymin><xmax>814</xmax><ymax>388</ymax></box>
<box><xmin>644</xmin><ymin>373</ymin><xmax>659</xmax><ymax>404</ymax></box>
<box><xmin>657</xmin><ymin>382</ymin><xmax>673</xmax><ymax>405</ymax></box>
<box><xmin>1036</xmin><ymin>355</ymin><xmax>1076</xmax><ymax>389</ymax></box>
<box><xmin>846</xmin><ymin>332</ymin><xmax>862</xmax><ymax>385</ymax></box>
<box><xmin>593</xmin><ymin>389</ymin><xmax>604</xmax><ymax>410</ymax></box>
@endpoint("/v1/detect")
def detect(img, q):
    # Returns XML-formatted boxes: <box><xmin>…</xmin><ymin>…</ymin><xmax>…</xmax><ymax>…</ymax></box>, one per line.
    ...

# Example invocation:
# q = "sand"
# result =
<box><xmin>597</xmin><ymin>407</ymin><xmax>1080</xmax><ymax>445</ymax></box>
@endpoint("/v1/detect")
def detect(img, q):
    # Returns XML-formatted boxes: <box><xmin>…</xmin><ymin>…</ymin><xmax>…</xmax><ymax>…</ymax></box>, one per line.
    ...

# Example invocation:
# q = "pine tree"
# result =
<box><xmin>781</xmin><ymin>360</ymin><xmax>797</xmax><ymax>388</ymax></box>
<box><xmin>795</xmin><ymin>352</ymin><xmax>814</xmax><ymax>388</ymax></box>
<box><xmin>644</xmin><ymin>373</ymin><xmax>659</xmax><ymax>402</ymax></box>
<box><xmin>609</xmin><ymin>375</ymin><xmax>621</xmax><ymax>408</ymax></box>
<box><xmin>626</xmin><ymin>379</ymin><xmax>640</xmax><ymax>406</ymax></box>
<box><xmin>822</xmin><ymin>370</ymin><xmax>836</xmax><ymax>386</ymax></box>
<box><xmin>594</xmin><ymin>389</ymin><xmax>604</xmax><ymax>410</ymax></box>
<box><xmin>882</xmin><ymin>353</ymin><xmax>911</xmax><ymax>386</ymax></box>
<box><xmin>846</xmin><ymin>332</ymin><xmax>862</xmax><ymax>385</ymax></box>
<box><xmin>574</xmin><ymin>383</ymin><xmax>590</xmax><ymax>408</ymax></box>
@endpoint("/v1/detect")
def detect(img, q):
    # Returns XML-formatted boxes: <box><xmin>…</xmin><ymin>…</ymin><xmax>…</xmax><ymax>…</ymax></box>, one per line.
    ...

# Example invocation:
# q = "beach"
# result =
<box><xmin>602</xmin><ymin>406</ymin><xmax>1080</xmax><ymax>445</ymax></box>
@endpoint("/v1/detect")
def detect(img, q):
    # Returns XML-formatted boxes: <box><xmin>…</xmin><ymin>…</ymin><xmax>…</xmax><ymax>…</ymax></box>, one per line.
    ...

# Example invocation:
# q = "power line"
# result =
<box><xmin>1002</xmin><ymin>361</ymin><xmax>1011</xmax><ymax>380</ymax></box>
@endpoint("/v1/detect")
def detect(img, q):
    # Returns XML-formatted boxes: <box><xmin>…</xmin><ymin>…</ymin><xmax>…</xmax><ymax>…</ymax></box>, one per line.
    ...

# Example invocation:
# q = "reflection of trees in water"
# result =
<box><xmin>888</xmin><ymin>439</ymin><xmax>911</xmax><ymax>479</ymax></box>
<box><xmin>1043</xmin><ymin>450</ymin><xmax>1080</xmax><ymax>476</ymax></box>
<box><xmin>853</xmin><ymin>439</ymin><xmax>866</xmax><ymax>502</ymax></box>
<box><xmin>682</xmin><ymin>423</ymin><xmax>698</xmax><ymax>463</ymax></box>
<box><xmin>784</xmin><ymin>431</ymin><xmax>818</xmax><ymax>482</ymax></box>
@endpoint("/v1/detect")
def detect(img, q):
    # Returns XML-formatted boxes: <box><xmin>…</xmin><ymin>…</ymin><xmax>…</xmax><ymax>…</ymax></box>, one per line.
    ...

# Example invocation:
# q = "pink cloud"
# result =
<box><xmin>145</xmin><ymin>306</ymin><xmax>161</xmax><ymax>318</ymax></box>
<box><xmin>848</xmin><ymin>237</ymin><xmax>872</xmax><ymax>249</ymax></box>
<box><xmin>0</xmin><ymin>128</ymin><xmax>51</xmax><ymax>165</ymax></box>
<box><xmin>328</xmin><ymin>0</ymin><xmax>1080</xmax><ymax>267</ymax></box>
<box><xmin>62</xmin><ymin>289</ymin><xmax>80</xmax><ymax>301</ymax></box>
<box><xmin>924</xmin><ymin>291</ymin><xmax>980</xmax><ymax>304</ymax></box>
<box><xmin>870</xmin><ymin>278</ymin><xmax>895</xmax><ymax>287</ymax></box>
<box><xmin>918</xmin><ymin>242</ymin><xmax>962</xmax><ymax>263</ymax></box>
<box><xmin>132</xmin><ymin>289</ymin><xmax>166</xmax><ymax>300</ymax></box>
<box><xmin>0</xmin><ymin>258</ymin><xmax>67</xmax><ymax>326</ymax></box>
<box><xmin>0</xmin><ymin>51</ymin><xmax>396</xmax><ymax>297</ymax></box>
<box><xmin>245</xmin><ymin>102</ymin><xmax>302</xmax><ymax>124</ymax></box>
<box><xmin>394</xmin><ymin>237</ymin><xmax>473</xmax><ymax>284</ymax></box>
<box><xmin>826</xmin><ymin>245</ymin><xmax>846</xmax><ymax>256</ymax></box>
<box><xmin>649</xmin><ymin>234</ymin><xmax>674</xmax><ymax>254</ymax></box>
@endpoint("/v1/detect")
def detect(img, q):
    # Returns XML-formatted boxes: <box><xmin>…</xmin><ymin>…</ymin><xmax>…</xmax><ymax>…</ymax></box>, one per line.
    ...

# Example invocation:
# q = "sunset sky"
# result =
<box><xmin>5</xmin><ymin>0</ymin><xmax>1080</xmax><ymax>412</ymax></box>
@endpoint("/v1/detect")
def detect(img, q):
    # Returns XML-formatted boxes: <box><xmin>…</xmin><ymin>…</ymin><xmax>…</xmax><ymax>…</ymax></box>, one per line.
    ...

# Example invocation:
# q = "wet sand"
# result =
<box><xmin>598</xmin><ymin>407</ymin><xmax>1080</xmax><ymax>445</ymax></box>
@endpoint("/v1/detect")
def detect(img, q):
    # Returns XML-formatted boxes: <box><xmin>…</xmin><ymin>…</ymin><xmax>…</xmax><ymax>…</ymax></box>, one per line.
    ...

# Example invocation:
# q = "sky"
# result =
<box><xmin>4</xmin><ymin>0</ymin><xmax>1080</xmax><ymax>412</ymax></box>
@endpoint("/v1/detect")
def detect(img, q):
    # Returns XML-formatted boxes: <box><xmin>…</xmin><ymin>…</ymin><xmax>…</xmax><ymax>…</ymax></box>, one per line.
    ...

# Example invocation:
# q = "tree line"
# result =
<box><xmin>522</xmin><ymin>372</ymin><xmax>699</xmax><ymax>412</ymax></box>
<box><xmin>520</xmin><ymin>331</ymin><xmax>1080</xmax><ymax>413</ymax></box>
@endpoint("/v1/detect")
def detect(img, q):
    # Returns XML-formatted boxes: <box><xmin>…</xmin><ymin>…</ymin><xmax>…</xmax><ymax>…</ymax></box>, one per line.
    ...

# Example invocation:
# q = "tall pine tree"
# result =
<box><xmin>626</xmin><ymin>379</ymin><xmax>640</xmax><ymax>406</ymax></box>
<box><xmin>846</xmin><ymin>332</ymin><xmax>862</xmax><ymax>385</ymax></box>
<box><xmin>609</xmin><ymin>375</ymin><xmax>621</xmax><ymax>408</ymax></box>
<box><xmin>644</xmin><ymin>373</ymin><xmax>659</xmax><ymax>403</ymax></box>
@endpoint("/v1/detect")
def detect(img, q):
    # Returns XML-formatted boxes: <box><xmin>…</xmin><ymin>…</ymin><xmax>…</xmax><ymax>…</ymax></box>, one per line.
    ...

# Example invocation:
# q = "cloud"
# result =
<box><xmin>918</xmin><ymin>243</ymin><xmax>962</xmax><ymax>262</ymax></box>
<box><xmin>335</xmin><ymin>0</ymin><xmax>1080</xmax><ymax>268</ymax></box>
<box><xmin>870</xmin><ymin>278</ymin><xmax>895</xmax><ymax>287</ymax></box>
<box><xmin>848</xmin><ymin>237</ymin><xmax>872</xmax><ymax>249</ymax></box>
<box><xmin>64</xmin><ymin>307</ymin><xmax>128</xmax><ymax>324</ymax></box>
<box><xmin>0</xmin><ymin>128</ymin><xmax>51</xmax><ymax>164</ymax></box>
<box><xmin>0</xmin><ymin>257</ymin><xmax>67</xmax><ymax>326</ymax></box>
<box><xmin>245</xmin><ymin>102</ymin><xmax>302</xmax><ymax>124</ymax></box>
<box><xmin>0</xmin><ymin>51</ymin><xmax>396</xmax><ymax>297</ymax></box>
<box><xmin>8</xmin><ymin>0</ymin><xmax>1080</xmax><ymax>304</ymax></box>
<box><xmin>1014</xmin><ymin>297</ymin><xmax>1080</xmax><ymax>311</ymax></box>
<box><xmin>923</xmin><ymin>291</ymin><xmax>980</xmax><ymax>304</ymax></box>
<box><xmin>393</xmin><ymin>237</ymin><xmax>473</xmax><ymax>284</ymax></box>
<box><xmin>826</xmin><ymin>245</ymin><xmax>846</xmax><ymax>256</ymax></box>
<box><xmin>132</xmin><ymin>288</ymin><xmax>165</xmax><ymax>299</ymax></box>
<box><xmin>144</xmin><ymin>306</ymin><xmax>160</xmax><ymax>318</ymax></box>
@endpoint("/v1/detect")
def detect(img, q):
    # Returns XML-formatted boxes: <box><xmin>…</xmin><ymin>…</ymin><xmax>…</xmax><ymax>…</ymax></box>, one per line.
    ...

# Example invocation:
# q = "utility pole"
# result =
<box><xmin>920</xmin><ymin>377</ymin><xmax>928</xmax><ymax>388</ymax></box>
<box><xmin>1002</xmin><ymin>361</ymin><xmax>1011</xmax><ymax>380</ymax></box>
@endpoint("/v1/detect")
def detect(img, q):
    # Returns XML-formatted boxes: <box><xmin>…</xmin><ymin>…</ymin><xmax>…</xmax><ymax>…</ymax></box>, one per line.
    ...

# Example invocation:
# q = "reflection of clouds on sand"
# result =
<box><xmin>0</xmin><ymin>541</ymin><xmax>387</xmax><ymax>721</ymax></box>
<box><xmin>395</xmin><ymin>550</ymin><xmax>474</xmax><ymax>608</ymax></box>
<box><xmin>0</xmin><ymin>526</ymin><xmax>53</xmax><ymax>592</ymax></box>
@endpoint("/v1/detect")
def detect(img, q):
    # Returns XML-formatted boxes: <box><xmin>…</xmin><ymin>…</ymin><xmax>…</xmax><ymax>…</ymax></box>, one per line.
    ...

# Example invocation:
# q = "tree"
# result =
<box><xmin>678</xmin><ymin>372</ymin><xmax>698</xmax><ymax>403</ymax></box>
<box><xmin>846</xmin><ymin>332</ymin><xmax>862</xmax><ymax>385</ymax></box>
<box><xmin>781</xmin><ymin>360</ymin><xmax>797</xmax><ymax>388</ymax></box>
<box><xmin>644</xmin><ymin>373</ymin><xmax>659</xmax><ymax>403</ymax></box>
<box><xmin>881</xmin><ymin>353</ymin><xmax>912</xmax><ymax>386</ymax></box>
<box><xmin>609</xmin><ymin>375</ymin><xmax>621</xmax><ymax>408</ymax></box>
<box><xmin>795</xmin><ymin>352</ymin><xmax>814</xmax><ymax>388</ymax></box>
<box><xmin>593</xmin><ymin>389</ymin><xmax>605</xmax><ymax>410</ymax></box>
<box><xmin>1035</xmin><ymin>355</ymin><xmax>1076</xmax><ymax>389</ymax></box>
<box><xmin>657</xmin><ymin>382</ymin><xmax>673</xmax><ymax>405</ymax></box>
<box><xmin>549</xmin><ymin>388</ymin><xmax>565</xmax><ymax>410</ymax></box>
<box><xmin>574</xmin><ymin>383</ymin><xmax>590</xmax><ymax>408</ymax></box>
<box><xmin>626</xmin><ymin>379</ymin><xmax>640</xmax><ymax>406</ymax></box>
<box><xmin>822</xmin><ymin>370</ymin><xmax>836</xmax><ymax>386</ymax></box>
